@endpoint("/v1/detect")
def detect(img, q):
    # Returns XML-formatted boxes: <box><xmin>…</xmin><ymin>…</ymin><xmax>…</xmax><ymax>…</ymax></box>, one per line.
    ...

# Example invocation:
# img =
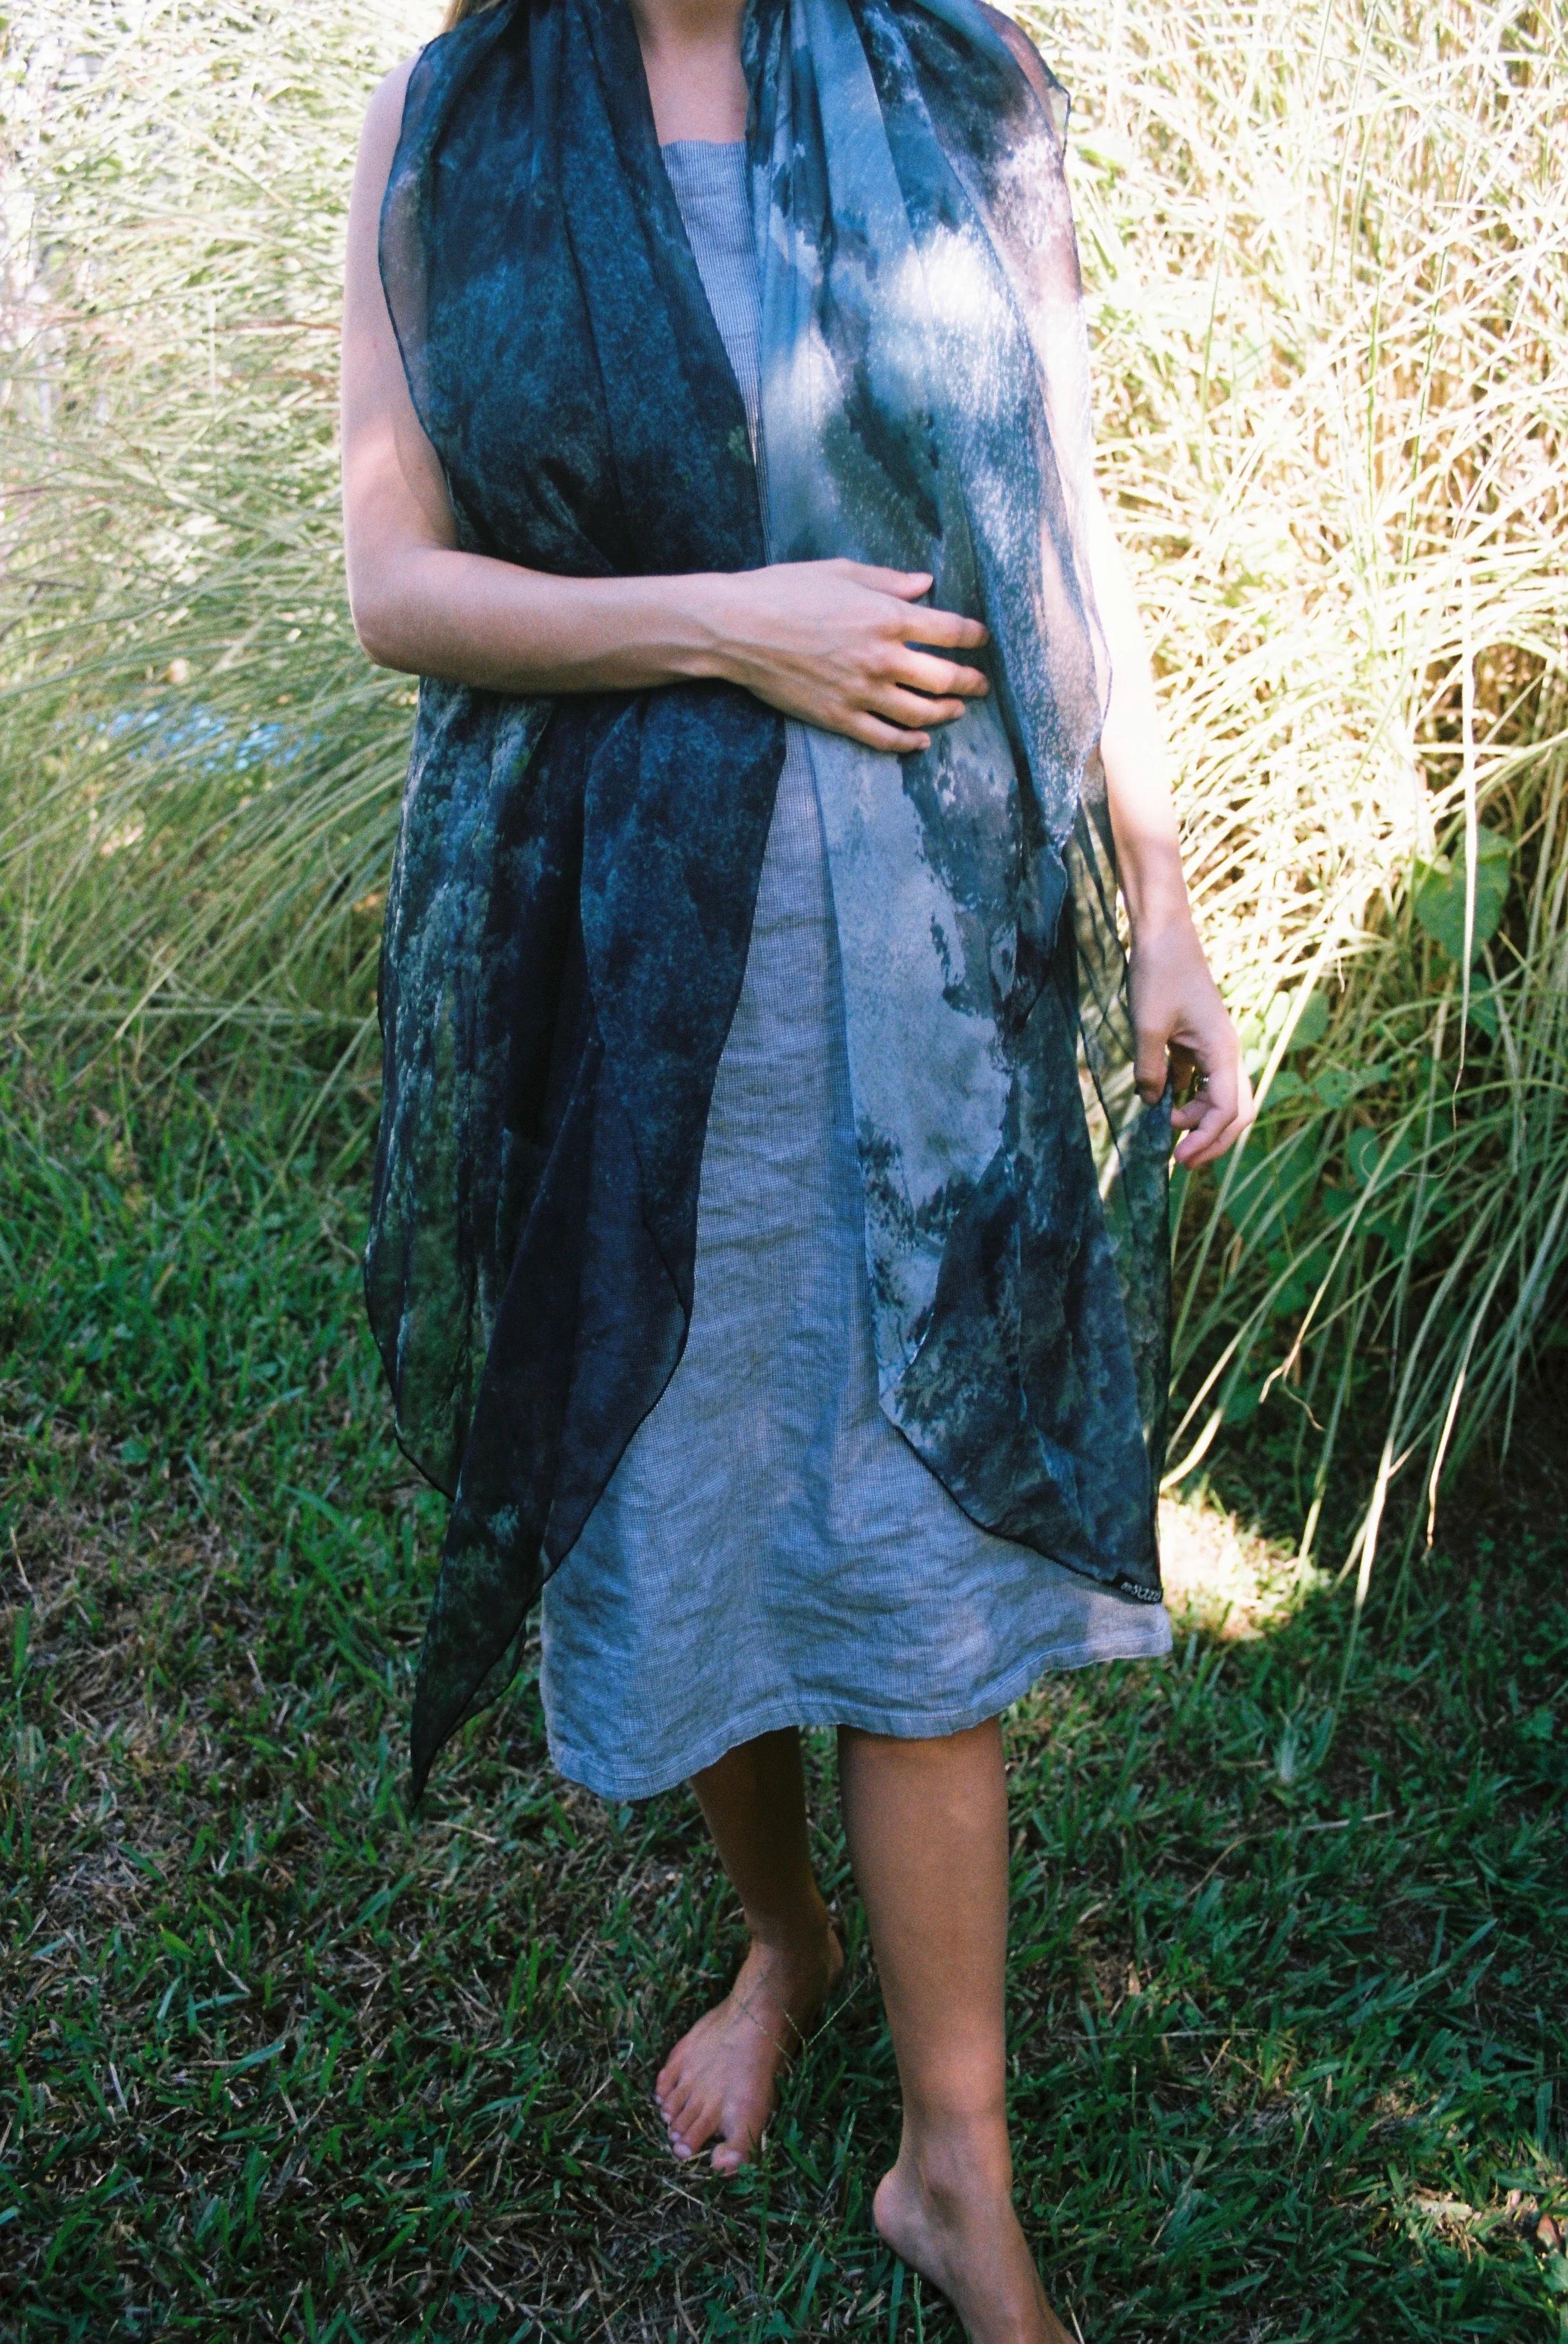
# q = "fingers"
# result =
<box><xmin>846</xmin><ymin>710</ymin><xmax>933</xmax><ymax>755</ymax></box>
<box><xmin>829</xmin><ymin>559</ymin><xmax>991</xmax><ymax>651</ymax></box>
<box><xmin>894</xmin><ymin>645</ymin><xmax>991</xmax><ymax>700</ymax></box>
<box><xmin>849</xmin><ymin>646</ymin><xmax>990</xmax><ymax>744</ymax></box>
<box><xmin>1170</xmin><ymin>1056</ymin><xmax>1255</xmax><ymax>1169</ymax></box>
<box><xmin>903</xmin><ymin>605</ymin><xmax>989</xmax><ymax>653</ymax></box>
<box><xmin>834</xmin><ymin>560</ymin><xmax>934</xmax><ymax>601</ymax></box>
<box><xmin>1170</xmin><ymin>1094</ymin><xmax>1230</xmax><ymax>1168</ymax></box>
<box><xmin>866</xmin><ymin>682</ymin><xmax>972</xmax><ymax>733</ymax></box>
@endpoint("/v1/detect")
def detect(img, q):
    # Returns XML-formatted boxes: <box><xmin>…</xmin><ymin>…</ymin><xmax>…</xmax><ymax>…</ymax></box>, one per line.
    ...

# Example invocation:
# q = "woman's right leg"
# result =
<box><xmin>655</xmin><ymin>1725</ymin><xmax>843</xmax><ymax>2171</ymax></box>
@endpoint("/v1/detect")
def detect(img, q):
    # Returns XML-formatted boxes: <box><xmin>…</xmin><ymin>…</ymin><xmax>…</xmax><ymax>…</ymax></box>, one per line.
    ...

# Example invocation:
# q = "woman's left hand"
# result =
<box><xmin>1128</xmin><ymin>918</ymin><xmax>1255</xmax><ymax>1169</ymax></box>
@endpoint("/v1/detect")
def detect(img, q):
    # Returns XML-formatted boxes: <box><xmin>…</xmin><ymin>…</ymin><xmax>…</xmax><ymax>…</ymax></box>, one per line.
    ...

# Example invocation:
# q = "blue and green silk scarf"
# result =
<box><xmin>369</xmin><ymin>0</ymin><xmax>1172</xmax><ymax>1798</ymax></box>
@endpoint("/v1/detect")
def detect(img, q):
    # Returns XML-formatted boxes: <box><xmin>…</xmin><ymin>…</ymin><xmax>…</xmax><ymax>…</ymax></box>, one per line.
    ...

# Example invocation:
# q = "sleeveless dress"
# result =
<box><xmin>536</xmin><ymin>138</ymin><xmax>1172</xmax><ymax>1800</ymax></box>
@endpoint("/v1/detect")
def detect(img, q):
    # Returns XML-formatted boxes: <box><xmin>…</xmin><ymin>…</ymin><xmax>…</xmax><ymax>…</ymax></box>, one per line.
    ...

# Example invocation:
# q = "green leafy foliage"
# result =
<box><xmin>1411</xmin><ymin>830</ymin><xmax>1515</xmax><ymax>964</ymax></box>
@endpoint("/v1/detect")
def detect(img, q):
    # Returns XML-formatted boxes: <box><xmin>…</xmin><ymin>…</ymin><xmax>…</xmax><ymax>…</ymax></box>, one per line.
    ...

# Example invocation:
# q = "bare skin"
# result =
<box><xmin>658</xmin><ymin>1719</ymin><xmax>1076</xmax><ymax>2340</ymax></box>
<box><xmin>341</xmin><ymin>0</ymin><xmax>1256</xmax><ymax>2329</ymax></box>
<box><xmin>842</xmin><ymin>1721</ymin><xmax>1078</xmax><ymax>2344</ymax></box>
<box><xmin>654</xmin><ymin>1729</ymin><xmax>842</xmax><ymax>2172</ymax></box>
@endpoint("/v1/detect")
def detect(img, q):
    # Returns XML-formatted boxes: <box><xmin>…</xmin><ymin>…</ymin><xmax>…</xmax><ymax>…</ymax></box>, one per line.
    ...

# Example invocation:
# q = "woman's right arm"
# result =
<box><xmin>341</xmin><ymin>65</ymin><xmax>989</xmax><ymax>755</ymax></box>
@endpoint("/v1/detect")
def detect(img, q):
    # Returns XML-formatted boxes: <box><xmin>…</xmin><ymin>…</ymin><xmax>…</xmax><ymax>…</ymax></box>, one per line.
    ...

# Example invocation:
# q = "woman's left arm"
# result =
<box><xmin>1080</xmin><ymin>486</ymin><xmax>1255</xmax><ymax>1168</ymax></box>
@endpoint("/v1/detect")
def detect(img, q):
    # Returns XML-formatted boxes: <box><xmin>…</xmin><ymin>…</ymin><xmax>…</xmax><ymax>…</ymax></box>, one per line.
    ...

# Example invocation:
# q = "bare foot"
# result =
<box><xmin>654</xmin><ymin>1914</ymin><xmax>843</xmax><ymax>2173</ymax></box>
<box><xmin>874</xmin><ymin>2138</ymin><xmax>1078</xmax><ymax>2344</ymax></box>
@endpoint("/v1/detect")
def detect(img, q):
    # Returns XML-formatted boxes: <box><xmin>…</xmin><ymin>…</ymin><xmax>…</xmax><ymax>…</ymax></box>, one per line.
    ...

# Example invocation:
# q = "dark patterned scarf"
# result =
<box><xmin>367</xmin><ymin>0</ymin><xmax>1172</xmax><ymax>1798</ymax></box>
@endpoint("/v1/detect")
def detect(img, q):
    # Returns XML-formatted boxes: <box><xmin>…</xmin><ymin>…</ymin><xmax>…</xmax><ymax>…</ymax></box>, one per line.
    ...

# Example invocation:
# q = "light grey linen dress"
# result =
<box><xmin>537</xmin><ymin>139</ymin><xmax>1172</xmax><ymax>1800</ymax></box>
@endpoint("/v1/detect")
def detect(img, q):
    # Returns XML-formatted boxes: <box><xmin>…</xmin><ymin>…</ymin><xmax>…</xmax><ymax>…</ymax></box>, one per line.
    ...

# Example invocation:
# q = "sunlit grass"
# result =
<box><xmin>1</xmin><ymin>1062</ymin><xmax>1562</xmax><ymax>2336</ymax></box>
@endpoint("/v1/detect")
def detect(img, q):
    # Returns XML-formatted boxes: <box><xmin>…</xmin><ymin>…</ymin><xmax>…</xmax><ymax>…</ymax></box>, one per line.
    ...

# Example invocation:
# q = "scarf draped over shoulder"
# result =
<box><xmin>366</xmin><ymin>0</ymin><xmax>1173</xmax><ymax>1798</ymax></box>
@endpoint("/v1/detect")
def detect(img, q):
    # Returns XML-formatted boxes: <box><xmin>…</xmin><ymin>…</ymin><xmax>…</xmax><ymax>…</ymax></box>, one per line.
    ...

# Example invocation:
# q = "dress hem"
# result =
<box><xmin>542</xmin><ymin>1611</ymin><xmax>1174</xmax><ymax>1802</ymax></box>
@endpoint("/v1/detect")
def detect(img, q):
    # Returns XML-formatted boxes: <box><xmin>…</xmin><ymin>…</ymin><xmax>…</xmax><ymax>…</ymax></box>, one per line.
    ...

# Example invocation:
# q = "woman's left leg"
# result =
<box><xmin>838</xmin><ymin>1716</ymin><xmax>1077</xmax><ymax>2344</ymax></box>
<box><xmin>656</xmin><ymin>1725</ymin><xmax>844</xmax><ymax>2172</ymax></box>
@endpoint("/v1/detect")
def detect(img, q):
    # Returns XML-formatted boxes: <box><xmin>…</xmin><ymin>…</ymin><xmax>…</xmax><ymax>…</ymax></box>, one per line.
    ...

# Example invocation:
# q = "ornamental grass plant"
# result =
<box><xmin>0</xmin><ymin>0</ymin><xmax>418</xmax><ymax>1092</ymax></box>
<box><xmin>1052</xmin><ymin>0</ymin><xmax>1568</xmax><ymax>1594</ymax></box>
<box><xmin>2</xmin><ymin>0</ymin><xmax>1565</xmax><ymax>1596</ymax></box>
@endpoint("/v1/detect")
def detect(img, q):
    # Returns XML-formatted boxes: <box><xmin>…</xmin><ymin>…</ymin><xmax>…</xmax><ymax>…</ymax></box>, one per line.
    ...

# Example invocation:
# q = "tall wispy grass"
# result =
<box><xmin>2</xmin><ymin>0</ymin><xmax>1564</xmax><ymax>1571</ymax></box>
<box><xmin>0</xmin><ymin>0</ymin><xmax>420</xmax><ymax>1076</ymax></box>
<box><xmin>1033</xmin><ymin>0</ymin><xmax>1568</xmax><ymax>1577</ymax></box>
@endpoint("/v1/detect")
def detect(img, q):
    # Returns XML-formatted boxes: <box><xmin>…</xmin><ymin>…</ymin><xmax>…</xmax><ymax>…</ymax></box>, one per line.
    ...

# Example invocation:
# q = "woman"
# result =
<box><xmin>341</xmin><ymin>0</ymin><xmax>1250</xmax><ymax>2331</ymax></box>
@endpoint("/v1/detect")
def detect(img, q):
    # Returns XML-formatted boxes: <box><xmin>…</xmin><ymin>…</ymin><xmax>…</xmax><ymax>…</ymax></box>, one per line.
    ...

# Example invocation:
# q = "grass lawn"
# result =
<box><xmin>1</xmin><ymin>1060</ymin><xmax>1564</xmax><ymax>2341</ymax></box>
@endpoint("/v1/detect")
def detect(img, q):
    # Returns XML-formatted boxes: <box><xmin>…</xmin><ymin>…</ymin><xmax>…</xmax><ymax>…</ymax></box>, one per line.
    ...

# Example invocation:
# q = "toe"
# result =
<box><xmin>673</xmin><ymin>2093</ymin><xmax>720</xmax><ymax>2156</ymax></box>
<box><xmin>657</xmin><ymin>2093</ymin><xmax>682</xmax><ymax>2138</ymax></box>
<box><xmin>711</xmin><ymin>2099</ymin><xmax>763</xmax><ymax>2174</ymax></box>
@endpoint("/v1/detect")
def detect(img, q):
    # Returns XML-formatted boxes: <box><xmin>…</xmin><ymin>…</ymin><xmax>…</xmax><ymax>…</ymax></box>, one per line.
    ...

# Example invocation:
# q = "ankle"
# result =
<box><xmin>743</xmin><ymin>1894</ymin><xmax>835</xmax><ymax>1964</ymax></box>
<box><xmin>898</xmin><ymin>2104</ymin><xmax>1015</xmax><ymax>2205</ymax></box>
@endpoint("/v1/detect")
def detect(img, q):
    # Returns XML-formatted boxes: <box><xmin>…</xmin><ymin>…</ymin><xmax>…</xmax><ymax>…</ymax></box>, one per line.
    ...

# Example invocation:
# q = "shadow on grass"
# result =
<box><xmin>1</xmin><ymin>1057</ymin><xmax>1563</xmax><ymax>2341</ymax></box>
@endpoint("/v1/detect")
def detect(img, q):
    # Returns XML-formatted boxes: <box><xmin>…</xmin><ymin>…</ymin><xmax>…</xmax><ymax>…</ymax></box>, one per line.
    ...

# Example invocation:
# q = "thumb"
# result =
<box><xmin>1133</xmin><ymin>1025</ymin><xmax>1168</xmax><ymax>1105</ymax></box>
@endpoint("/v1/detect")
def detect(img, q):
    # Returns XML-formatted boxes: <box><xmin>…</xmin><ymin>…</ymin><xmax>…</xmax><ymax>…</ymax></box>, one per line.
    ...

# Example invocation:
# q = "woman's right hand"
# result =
<box><xmin>700</xmin><ymin>557</ymin><xmax>991</xmax><ymax>754</ymax></box>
